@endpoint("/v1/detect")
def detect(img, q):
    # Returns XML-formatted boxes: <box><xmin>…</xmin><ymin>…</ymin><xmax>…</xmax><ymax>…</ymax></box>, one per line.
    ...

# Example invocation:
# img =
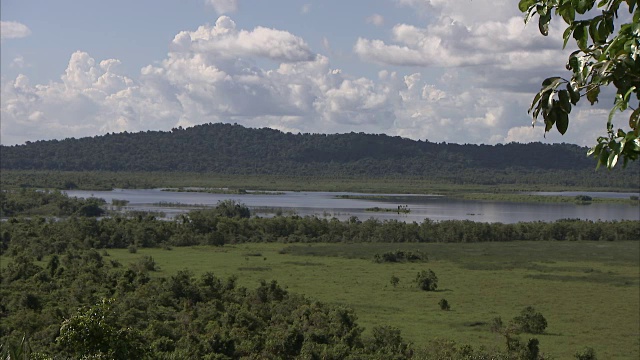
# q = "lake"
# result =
<box><xmin>64</xmin><ymin>189</ymin><xmax>640</xmax><ymax>224</ymax></box>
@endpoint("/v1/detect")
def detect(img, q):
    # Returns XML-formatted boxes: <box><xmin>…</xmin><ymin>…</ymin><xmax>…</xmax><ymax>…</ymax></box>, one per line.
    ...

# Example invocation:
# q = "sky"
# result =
<box><xmin>0</xmin><ymin>0</ymin><xmax>616</xmax><ymax>146</ymax></box>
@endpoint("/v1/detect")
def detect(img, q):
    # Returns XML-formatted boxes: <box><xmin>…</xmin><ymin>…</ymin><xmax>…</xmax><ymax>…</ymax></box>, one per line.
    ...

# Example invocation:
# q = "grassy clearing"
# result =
<box><xmin>105</xmin><ymin>241</ymin><xmax>639</xmax><ymax>359</ymax></box>
<box><xmin>3</xmin><ymin>170</ymin><xmax>638</xmax><ymax>194</ymax></box>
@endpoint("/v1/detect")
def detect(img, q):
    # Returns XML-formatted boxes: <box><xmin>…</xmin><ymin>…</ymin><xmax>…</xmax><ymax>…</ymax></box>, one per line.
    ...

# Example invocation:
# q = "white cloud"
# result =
<box><xmin>0</xmin><ymin>17</ymin><xmax>401</xmax><ymax>144</ymax></box>
<box><xmin>355</xmin><ymin>16</ymin><xmax>564</xmax><ymax>69</ymax></box>
<box><xmin>0</xmin><ymin>14</ymin><xmax>600</xmax><ymax>147</ymax></box>
<box><xmin>170</xmin><ymin>16</ymin><xmax>315</xmax><ymax>63</ymax></box>
<box><xmin>205</xmin><ymin>0</ymin><xmax>238</xmax><ymax>14</ymax></box>
<box><xmin>0</xmin><ymin>21</ymin><xmax>31</xmax><ymax>40</ymax></box>
<box><xmin>366</xmin><ymin>14</ymin><xmax>385</xmax><ymax>26</ymax></box>
<box><xmin>301</xmin><ymin>4</ymin><xmax>312</xmax><ymax>14</ymax></box>
<box><xmin>11</xmin><ymin>55</ymin><xmax>26</xmax><ymax>68</ymax></box>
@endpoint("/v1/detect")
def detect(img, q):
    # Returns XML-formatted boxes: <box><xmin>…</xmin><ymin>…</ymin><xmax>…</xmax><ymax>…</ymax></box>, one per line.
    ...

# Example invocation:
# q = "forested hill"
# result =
<box><xmin>1</xmin><ymin>123</ymin><xmax>638</xmax><ymax>182</ymax></box>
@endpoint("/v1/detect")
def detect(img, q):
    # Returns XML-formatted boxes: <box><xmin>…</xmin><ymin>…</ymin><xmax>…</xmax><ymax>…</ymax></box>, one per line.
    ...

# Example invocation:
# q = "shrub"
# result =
<box><xmin>575</xmin><ymin>347</ymin><xmax>597</xmax><ymax>360</ymax></box>
<box><xmin>490</xmin><ymin>316</ymin><xmax>504</xmax><ymax>333</ymax></box>
<box><xmin>415</xmin><ymin>269</ymin><xmax>438</xmax><ymax>291</ymax></box>
<box><xmin>390</xmin><ymin>275</ymin><xmax>400</xmax><ymax>288</ymax></box>
<box><xmin>438</xmin><ymin>298</ymin><xmax>450</xmax><ymax>311</ymax></box>
<box><xmin>513</xmin><ymin>306</ymin><xmax>547</xmax><ymax>334</ymax></box>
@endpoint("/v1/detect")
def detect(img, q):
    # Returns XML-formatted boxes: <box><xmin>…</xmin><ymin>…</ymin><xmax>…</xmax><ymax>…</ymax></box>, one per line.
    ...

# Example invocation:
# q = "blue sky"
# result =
<box><xmin>0</xmin><ymin>0</ymin><xmax>614</xmax><ymax>146</ymax></box>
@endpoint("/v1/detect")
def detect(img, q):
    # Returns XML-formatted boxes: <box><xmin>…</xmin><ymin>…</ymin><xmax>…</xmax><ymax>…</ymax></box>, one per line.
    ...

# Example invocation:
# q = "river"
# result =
<box><xmin>64</xmin><ymin>189</ymin><xmax>640</xmax><ymax>224</ymax></box>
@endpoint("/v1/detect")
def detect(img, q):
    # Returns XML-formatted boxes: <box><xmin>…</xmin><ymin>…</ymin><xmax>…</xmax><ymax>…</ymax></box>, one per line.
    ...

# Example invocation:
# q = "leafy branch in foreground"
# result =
<box><xmin>520</xmin><ymin>0</ymin><xmax>640</xmax><ymax>168</ymax></box>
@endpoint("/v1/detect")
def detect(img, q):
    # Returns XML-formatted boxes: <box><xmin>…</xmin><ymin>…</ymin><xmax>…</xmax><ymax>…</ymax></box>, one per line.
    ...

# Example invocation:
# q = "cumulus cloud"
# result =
<box><xmin>170</xmin><ymin>16</ymin><xmax>315</xmax><ymax>63</ymax></box>
<box><xmin>355</xmin><ymin>15</ymin><xmax>564</xmax><ymax>70</ymax></box>
<box><xmin>1</xmin><ymin>21</ymin><xmax>31</xmax><ymax>40</ymax></box>
<box><xmin>206</xmin><ymin>0</ymin><xmax>238</xmax><ymax>14</ymax></box>
<box><xmin>0</xmin><ymin>13</ymin><xmax>601</xmax><ymax>147</ymax></box>
<box><xmin>1</xmin><ymin>17</ymin><xmax>399</xmax><ymax>144</ymax></box>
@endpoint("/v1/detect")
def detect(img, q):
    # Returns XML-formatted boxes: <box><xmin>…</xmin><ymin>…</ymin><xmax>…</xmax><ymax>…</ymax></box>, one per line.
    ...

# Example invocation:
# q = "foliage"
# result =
<box><xmin>0</xmin><ymin>189</ymin><xmax>105</xmax><ymax>218</ymax></box>
<box><xmin>373</xmin><ymin>250</ymin><xmax>427</xmax><ymax>263</ymax></box>
<box><xmin>211</xmin><ymin>200</ymin><xmax>251</xmax><ymax>219</ymax></box>
<box><xmin>390</xmin><ymin>275</ymin><xmax>400</xmax><ymax>288</ymax></box>
<box><xmin>1</xmin><ymin>235</ymin><xmax>636</xmax><ymax>358</ymax></box>
<box><xmin>438</xmin><ymin>298</ymin><xmax>451</xmax><ymax>311</ymax></box>
<box><xmin>1</xmin><ymin>247</ymin><xmax>409</xmax><ymax>359</ymax></box>
<box><xmin>520</xmin><ymin>0</ymin><xmax>640</xmax><ymax>168</ymax></box>
<box><xmin>574</xmin><ymin>346</ymin><xmax>598</xmax><ymax>360</ymax></box>
<box><xmin>2</xmin><ymin>123</ymin><xmax>639</xmax><ymax>177</ymax></box>
<box><xmin>57</xmin><ymin>299</ymin><xmax>148</xmax><ymax>359</ymax></box>
<box><xmin>0</xmin><ymin>335</ymin><xmax>51</xmax><ymax>360</ymax></box>
<box><xmin>415</xmin><ymin>269</ymin><xmax>438</xmax><ymax>291</ymax></box>
<box><xmin>513</xmin><ymin>306</ymin><xmax>548</xmax><ymax>334</ymax></box>
<box><xmin>1</xmin><ymin>206</ymin><xmax>638</xmax><ymax>258</ymax></box>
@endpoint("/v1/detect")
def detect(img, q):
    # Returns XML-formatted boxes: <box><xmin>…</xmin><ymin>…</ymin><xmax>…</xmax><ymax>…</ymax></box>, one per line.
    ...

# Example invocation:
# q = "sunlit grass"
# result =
<box><xmin>104</xmin><ymin>241</ymin><xmax>639</xmax><ymax>359</ymax></box>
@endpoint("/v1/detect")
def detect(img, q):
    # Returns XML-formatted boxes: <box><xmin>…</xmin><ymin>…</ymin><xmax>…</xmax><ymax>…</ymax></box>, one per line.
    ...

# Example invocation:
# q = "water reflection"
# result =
<box><xmin>65</xmin><ymin>189</ymin><xmax>640</xmax><ymax>224</ymax></box>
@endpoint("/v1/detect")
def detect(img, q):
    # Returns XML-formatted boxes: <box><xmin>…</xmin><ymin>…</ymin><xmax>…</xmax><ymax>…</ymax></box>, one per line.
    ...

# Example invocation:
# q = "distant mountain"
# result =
<box><xmin>1</xmin><ymin>123</ymin><xmax>638</xmax><ymax>187</ymax></box>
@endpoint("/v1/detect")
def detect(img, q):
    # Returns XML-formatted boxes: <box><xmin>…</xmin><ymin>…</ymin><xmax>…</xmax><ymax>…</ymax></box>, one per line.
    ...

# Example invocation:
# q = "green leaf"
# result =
<box><xmin>558</xmin><ymin>90</ymin><xmax>572</xmax><ymax>113</ymax></box>
<box><xmin>542</xmin><ymin>77</ymin><xmax>562</xmax><ymax>86</ymax></box>
<box><xmin>544</xmin><ymin>104</ymin><xmax>558</xmax><ymax>131</ymax></box>
<box><xmin>589</xmin><ymin>17</ymin><xmax>602</xmax><ymax>43</ymax></box>
<box><xmin>629</xmin><ymin>107</ymin><xmax>640</xmax><ymax>130</ymax></box>
<box><xmin>586</xmin><ymin>85</ymin><xmax>600</xmax><ymax>105</ymax></box>
<box><xmin>607</xmin><ymin>152</ymin><xmax>619</xmax><ymax>168</ymax></box>
<box><xmin>518</xmin><ymin>0</ymin><xmax>537</xmax><ymax>12</ymax></box>
<box><xmin>597</xmin><ymin>20</ymin><xmax>611</xmax><ymax>42</ymax></box>
<box><xmin>573</xmin><ymin>23</ymin><xmax>589</xmax><ymax>50</ymax></box>
<box><xmin>587</xmin><ymin>142</ymin><xmax>602</xmax><ymax>156</ymax></box>
<box><xmin>608</xmin><ymin>97</ymin><xmax>622</xmax><ymax>125</ymax></box>
<box><xmin>623</xmin><ymin>86</ymin><xmax>636</xmax><ymax>102</ymax></box>
<box><xmin>573</xmin><ymin>0</ymin><xmax>594</xmax><ymax>14</ymax></box>
<box><xmin>597</xmin><ymin>148</ymin><xmax>609</xmax><ymax>169</ymax></box>
<box><xmin>539</xmin><ymin>12</ymin><xmax>552</xmax><ymax>35</ymax></box>
<box><xmin>563</xmin><ymin>26</ymin><xmax>573</xmax><ymax>48</ymax></box>
<box><xmin>567</xmin><ymin>82</ymin><xmax>581</xmax><ymax>104</ymax></box>
<box><xmin>555</xmin><ymin>107</ymin><xmax>570</xmax><ymax>134</ymax></box>
<box><xmin>560</xmin><ymin>5</ymin><xmax>576</xmax><ymax>24</ymax></box>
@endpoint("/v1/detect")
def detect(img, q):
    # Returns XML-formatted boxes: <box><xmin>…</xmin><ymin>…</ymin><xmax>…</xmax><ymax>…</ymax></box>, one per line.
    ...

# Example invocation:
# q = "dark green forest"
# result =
<box><xmin>1</xmin><ymin>123</ymin><xmax>638</xmax><ymax>189</ymax></box>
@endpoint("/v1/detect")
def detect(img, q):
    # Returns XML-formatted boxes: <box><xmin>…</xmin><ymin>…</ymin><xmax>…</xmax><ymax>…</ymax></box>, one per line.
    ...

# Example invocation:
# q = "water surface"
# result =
<box><xmin>65</xmin><ymin>189</ymin><xmax>640</xmax><ymax>224</ymax></box>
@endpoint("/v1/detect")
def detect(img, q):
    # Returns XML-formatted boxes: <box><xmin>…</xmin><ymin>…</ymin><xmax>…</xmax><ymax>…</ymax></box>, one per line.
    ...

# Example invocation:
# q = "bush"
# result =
<box><xmin>513</xmin><ymin>306</ymin><xmax>547</xmax><ymax>334</ymax></box>
<box><xmin>438</xmin><ymin>298</ymin><xmax>450</xmax><ymax>311</ymax></box>
<box><xmin>490</xmin><ymin>316</ymin><xmax>504</xmax><ymax>333</ymax></box>
<box><xmin>373</xmin><ymin>250</ymin><xmax>427</xmax><ymax>263</ymax></box>
<box><xmin>575</xmin><ymin>347</ymin><xmax>597</xmax><ymax>360</ymax></box>
<box><xmin>415</xmin><ymin>269</ymin><xmax>438</xmax><ymax>291</ymax></box>
<box><xmin>390</xmin><ymin>275</ymin><xmax>400</xmax><ymax>288</ymax></box>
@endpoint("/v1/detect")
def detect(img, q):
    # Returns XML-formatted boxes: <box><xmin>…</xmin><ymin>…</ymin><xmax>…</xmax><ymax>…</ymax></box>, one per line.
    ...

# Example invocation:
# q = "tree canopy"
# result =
<box><xmin>520</xmin><ymin>0</ymin><xmax>640</xmax><ymax>168</ymax></box>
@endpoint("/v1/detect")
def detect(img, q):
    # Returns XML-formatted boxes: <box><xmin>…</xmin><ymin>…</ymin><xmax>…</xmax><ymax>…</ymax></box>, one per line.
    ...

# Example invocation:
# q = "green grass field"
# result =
<box><xmin>105</xmin><ymin>241</ymin><xmax>640</xmax><ymax>359</ymax></box>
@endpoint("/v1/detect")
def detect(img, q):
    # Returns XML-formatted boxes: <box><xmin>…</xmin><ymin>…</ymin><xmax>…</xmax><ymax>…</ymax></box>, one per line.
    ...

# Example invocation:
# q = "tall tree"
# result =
<box><xmin>520</xmin><ymin>0</ymin><xmax>640</xmax><ymax>168</ymax></box>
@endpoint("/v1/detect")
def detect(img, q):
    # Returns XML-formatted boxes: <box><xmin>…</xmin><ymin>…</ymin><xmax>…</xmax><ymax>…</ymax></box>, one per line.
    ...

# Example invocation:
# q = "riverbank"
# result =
<box><xmin>2</xmin><ymin>170</ymin><xmax>638</xmax><ymax>197</ymax></box>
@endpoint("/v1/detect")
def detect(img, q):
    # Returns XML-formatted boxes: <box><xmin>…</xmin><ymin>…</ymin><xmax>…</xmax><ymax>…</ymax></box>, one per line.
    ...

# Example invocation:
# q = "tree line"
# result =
<box><xmin>3</xmin><ymin>203</ymin><xmax>638</xmax><ymax>260</ymax></box>
<box><xmin>2</xmin><ymin>123</ymin><xmax>638</xmax><ymax>189</ymax></box>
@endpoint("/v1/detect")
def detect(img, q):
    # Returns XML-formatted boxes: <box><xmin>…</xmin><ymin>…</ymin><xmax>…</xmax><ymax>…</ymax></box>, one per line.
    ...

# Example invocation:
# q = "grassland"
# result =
<box><xmin>104</xmin><ymin>241</ymin><xmax>640</xmax><ymax>359</ymax></box>
<box><xmin>3</xmin><ymin>170</ymin><xmax>638</xmax><ymax>194</ymax></box>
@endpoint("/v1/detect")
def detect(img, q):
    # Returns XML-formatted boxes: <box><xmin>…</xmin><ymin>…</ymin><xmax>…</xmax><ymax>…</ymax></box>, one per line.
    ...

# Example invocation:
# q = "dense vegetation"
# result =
<box><xmin>3</xmin><ymin>209</ymin><xmax>638</xmax><ymax>260</ymax></box>
<box><xmin>0</xmin><ymin>189</ymin><xmax>106</xmax><ymax>218</ymax></box>
<box><xmin>4</xmin><ymin>199</ymin><xmax>634</xmax><ymax>358</ymax></box>
<box><xmin>2</xmin><ymin>123</ymin><xmax>638</xmax><ymax>189</ymax></box>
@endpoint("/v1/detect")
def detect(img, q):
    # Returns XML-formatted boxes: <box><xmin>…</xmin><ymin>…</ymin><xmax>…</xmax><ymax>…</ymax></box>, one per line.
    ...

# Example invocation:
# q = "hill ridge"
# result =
<box><xmin>1</xmin><ymin>123</ymin><xmax>638</xmax><ymax>186</ymax></box>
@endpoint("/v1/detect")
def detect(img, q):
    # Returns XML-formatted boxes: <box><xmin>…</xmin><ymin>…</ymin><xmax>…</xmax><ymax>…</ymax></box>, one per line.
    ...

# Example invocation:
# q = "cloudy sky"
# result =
<box><xmin>0</xmin><ymin>0</ymin><xmax>612</xmax><ymax>146</ymax></box>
